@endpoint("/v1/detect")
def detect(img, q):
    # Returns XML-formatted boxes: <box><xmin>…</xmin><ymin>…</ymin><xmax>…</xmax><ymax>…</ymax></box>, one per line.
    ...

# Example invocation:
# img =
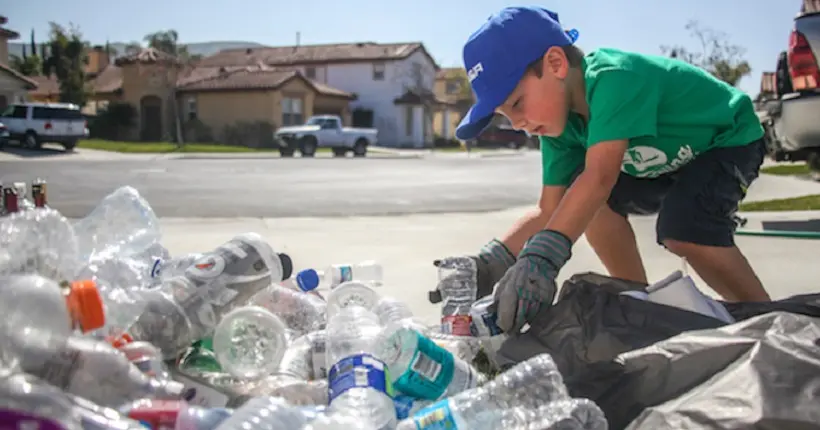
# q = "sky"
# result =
<box><xmin>6</xmin><ymin>0</ymin><xmax>805</xmax><ymax>96</ymax></box>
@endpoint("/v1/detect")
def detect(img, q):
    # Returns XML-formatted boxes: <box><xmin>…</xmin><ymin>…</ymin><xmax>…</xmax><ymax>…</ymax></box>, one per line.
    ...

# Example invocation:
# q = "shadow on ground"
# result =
<box><xmin>1</xmin><ymin>143</ymin><xmax>72</xmax><ymax>158</ymax></box>
<box><xmin>762</xmin><ymin>219</ymin><xmax>820</xmax><ymax>232</ymax></box>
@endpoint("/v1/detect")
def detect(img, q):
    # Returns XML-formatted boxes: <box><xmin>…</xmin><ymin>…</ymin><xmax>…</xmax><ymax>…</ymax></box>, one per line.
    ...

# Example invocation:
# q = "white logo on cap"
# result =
<box><xmin>467</xmin><ymin>63</ymin><xmax>484</xmax><ymax>82</ymax></box>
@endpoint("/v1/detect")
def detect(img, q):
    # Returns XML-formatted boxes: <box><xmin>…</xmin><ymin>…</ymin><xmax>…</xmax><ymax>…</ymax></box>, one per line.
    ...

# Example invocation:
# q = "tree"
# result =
<box><xmin>10</xmin><ymin>54</ymin><xmax>42</xmax><ymax>76</ymax></box>
<box><xmin>661</xmin><ymin>20</ymin><xmax>751</xmax><ymax>87</ymax></box>
<box><xmin>42</xmin><ymin>22</ymin><xmax>89</xmax><ymax>106</ymax></box>
<box><xmin>144</xmin><ymin>30</ymin><xmax>190</xmax><ymax>60</ymax></box>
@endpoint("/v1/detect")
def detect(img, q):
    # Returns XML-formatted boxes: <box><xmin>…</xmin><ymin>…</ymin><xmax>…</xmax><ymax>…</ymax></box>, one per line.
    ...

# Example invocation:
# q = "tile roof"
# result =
<box><xmin>0</xmin><ymin>63</ymin><xmax>38</xmax><ymax>89</ymax></box>
<box><xmin>394</xmin><ymin>89</ymin><xmax>453</xmax><ymax>106</ymax></box>
<box><xmin>436</xmin><ymin>67</ymin><xmax>464</xmax><ymax>80</ymax></box>
<box><xmin>196</xmin><ymin>42</ymin><xmax>432</xmax><ymax>68</ymax></box>
<box><xmin>115</xmin><ymin>47</ymin><xmax>180</xmax><ymax>66</ymax></box>
<box><xmin>177</xmin><ymin>65</ymin><xmax>355</xmax><ymax>98</ymax></box>
<box><xmin>28</xmin><ymin>65</ymin><xmax>123</xmax><ymax>97</ymax></box>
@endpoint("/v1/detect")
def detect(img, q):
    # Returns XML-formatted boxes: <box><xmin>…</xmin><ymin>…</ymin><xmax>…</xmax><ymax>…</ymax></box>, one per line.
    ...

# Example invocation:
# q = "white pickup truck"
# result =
<box><xmin>274</xmin><ymin>115</ymin><xmax>378</xmax><ymax>157</ymax></box>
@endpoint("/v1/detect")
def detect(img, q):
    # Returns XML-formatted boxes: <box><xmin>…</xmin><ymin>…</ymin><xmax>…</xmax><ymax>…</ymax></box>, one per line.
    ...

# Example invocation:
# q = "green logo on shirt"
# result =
<box><xmin>622</xmin><ymin>145</ymin><xmax>696</xmax><ymax>178</ymax></box>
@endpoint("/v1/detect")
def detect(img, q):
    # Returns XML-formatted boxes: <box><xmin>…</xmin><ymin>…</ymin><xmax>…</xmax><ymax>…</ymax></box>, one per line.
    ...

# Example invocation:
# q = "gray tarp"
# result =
<box><xmin>496</xmin><ymin>272</ymin><xmax>820</xmax><ymax>429</ymax></box>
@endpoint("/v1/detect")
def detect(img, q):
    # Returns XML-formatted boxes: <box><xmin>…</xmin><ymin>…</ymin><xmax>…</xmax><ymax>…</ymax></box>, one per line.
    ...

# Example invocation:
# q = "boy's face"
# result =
<box><xmin>495</xmin><ymin>47</ymin><xmax>571</xmax><ymax>137</ymax></box>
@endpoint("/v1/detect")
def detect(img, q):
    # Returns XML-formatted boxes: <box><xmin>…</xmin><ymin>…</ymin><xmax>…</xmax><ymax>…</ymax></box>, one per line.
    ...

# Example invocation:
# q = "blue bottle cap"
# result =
<box><xmin>296</xmin><ymin>269</ymin><xmax>320</xmax><ymax>292</ymax></box>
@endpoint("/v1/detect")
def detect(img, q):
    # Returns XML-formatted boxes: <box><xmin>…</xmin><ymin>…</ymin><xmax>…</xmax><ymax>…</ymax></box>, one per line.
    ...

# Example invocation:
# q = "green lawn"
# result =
<box><xmin>740</xmin><ymin>194</ymin><xmax>820</xmax><ymax>212</ymax></box>
<box><xmin>759</xmin><ymin>163</ymin><xmax>810</xmax><ymax>176</ymax></box>
<box><xmin>78</xmin><ymin>139</ymin><xmax>337</xmax><ymax>154</ymax></box>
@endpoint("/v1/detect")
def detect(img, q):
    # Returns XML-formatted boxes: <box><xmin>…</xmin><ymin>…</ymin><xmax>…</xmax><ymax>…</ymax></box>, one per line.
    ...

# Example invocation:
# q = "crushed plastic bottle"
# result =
<box><xmin>398</xmin><ymin>354</ymin><xmax>568</xmax><ymax>429</ymax></box>
<box><xmin>325</xmin><ymin>281</ymin><xmax>381</xmax><ymax>317</ymax></box>
<box><xmin>0</xmin><ymin>209</ymin><xmax>80</xmax><ymax>281</ymax></box>
<box><xmin>212</xmin><ymin>306</ymin><xmax>289</xmax><ymax>379</ymax></box>
<box><xmin>436</xmin><ymin>257</ymin><xmax>478</xmax><ymax>336</ymax></box>
<box><xmin>73</xmin><ymin>186</ymin><xmax>162</xmax><ymax>262</ymax></box>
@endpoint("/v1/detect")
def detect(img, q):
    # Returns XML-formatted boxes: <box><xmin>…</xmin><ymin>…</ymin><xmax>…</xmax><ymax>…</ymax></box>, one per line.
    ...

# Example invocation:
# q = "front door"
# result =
<box><xmin>140</xmin><ymin>96</ymin><xmax>163</xmax><ymax>141</ymax></box>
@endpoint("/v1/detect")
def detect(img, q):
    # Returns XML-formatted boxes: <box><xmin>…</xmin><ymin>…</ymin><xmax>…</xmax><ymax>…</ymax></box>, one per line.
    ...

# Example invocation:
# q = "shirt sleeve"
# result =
<box><xmin>540</xmin><ymin>136</ymin><xmax>585</xmax><ymax>186</ymax></box>
<box><xmin>586</xmin><ymin>70</ymin><xmax>660</xmax><ymax>147</ymax></box>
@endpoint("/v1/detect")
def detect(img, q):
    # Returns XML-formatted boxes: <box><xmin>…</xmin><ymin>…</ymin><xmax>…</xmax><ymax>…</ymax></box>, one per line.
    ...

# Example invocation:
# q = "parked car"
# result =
<box><xmin>274</xmin><ymin>115</ymin><xmax>378</xmax><ymax>157</ymax></box>
<box><xmin>0</xmin><ymin>122</ymin><xmax>9</xmax><ymax>149</ymax></box>
<box><xmin>0</xmin><ymin>102</ymin><xmax>89</xmax><ymax>151</ymax></box>
<box><xmin>471</xmin><ymin>123</ymin><xmax>536</xmax><ymax>150</ymax></box>
<box><xmin>759</xmin><ymin>9</ymin><xmax>820</xmax><ymax>176</ymax></box>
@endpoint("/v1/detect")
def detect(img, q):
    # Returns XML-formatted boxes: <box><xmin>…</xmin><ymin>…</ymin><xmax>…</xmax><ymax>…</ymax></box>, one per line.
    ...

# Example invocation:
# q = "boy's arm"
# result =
<box><xmin>500</xmin><ymin>184</ymin><xmax>566</xmax><ymax>255</ymax></box>
<box><xmin>545</xmin><ymin>140</ymin><xmax>628</xmax><ymax>241</ymax></box>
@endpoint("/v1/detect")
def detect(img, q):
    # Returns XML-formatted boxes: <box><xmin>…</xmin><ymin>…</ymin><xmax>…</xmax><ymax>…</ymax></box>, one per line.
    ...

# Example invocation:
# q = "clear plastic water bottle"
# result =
<box><xmin>127</xmin><ymin>233</ymin><xmax>293</xmax><ymax>359</ymax></box>
<box><xmin>296</xmin><ymin>260</ymin><xmax>383</xmax><ymax>290</ymax></box>
<box><xmin>0</xmin><ymin>208</ymin><xmax>80</xmax><ymax>282</ymax></box>
<box><xmin>325</xmin><ymin>281</ymin><xmax>381</xmax><ymax>317</ymax></box>
<box><xmin>501</xmin><ymin>399</ymin><xmax>608</xmax><ymax>430</ymax></box>
<box><xmin>278</xmin><ymin>330</ymin><xmax>328</xmax><ymax>380</ymax></box>
<box><xmin>326</xmin><ymin>306</ymin><xmax>396</xmax><ymax>429</ymax></box>
<box><xmin>72</xmin><ymin>186</ymin><xmax>162</xmax><ymax>262</ymax></box>
<box><xmin>0</xmin><ymin>371</ymin><xmax>83</xmax><ymax>430</ymax></box>
<box><xmin>437</xmin><ymin>257</ymin><xmax>478</xmax><ymax>336</ymax></box>
<box><xmin>175</xmin><ymin>404</ymin><xmax>232</xmax><ymax>430</ymax></box>
<box><xmin>398</xmin><ymin>354</ymin><xmax>568</xmax><ymax>429</ymax></box>
<box><xmin>212</xmin><ymin>306</ymin><xmax>289</xmax><ymax>379</ymax></box>
<box><xmin>0</xmin><ymin>275</ymin><xmax>105</xmax><ymax>371</ymax></box>
<box><xmin>242</xmin><ymin>376</ymin><xmax>328</xmax><ymax>406</ymax></box>
<box><xmin>248</xmin><ymin>285</ymin><xmax>326</xmax><ymax>338</ymax></box>
<box><xmin>469</xmin><ymin>296</ymin><xmax>507</xmax><ymax>366</ymax></box>
<box><xmin>114</xmin><ymin>338</ymin><xmax>171</xmax><ymax>380</ymax></box>
<box><xmin>215</xmin><ymin>396</ymin><xmax>307</xmax><ymax>430</ymax></box>
<box><xmin>23</xmin><ymin>335</ymin><xmax>184</xmax><ymax>408</ymax></box>
<box><xmin>152</xmin><ymin>252</ymin><xmax>203</xmax><ymax>282</ymax></box>
<box><xmin>378</xmin><ymin>325</ymin><xmax>485</xmax><ymax>400</ymax></box>
<box><xmin>305</xmin><ymin>412</ymin><xmax>380</xmax><ymax>430</ymax></box>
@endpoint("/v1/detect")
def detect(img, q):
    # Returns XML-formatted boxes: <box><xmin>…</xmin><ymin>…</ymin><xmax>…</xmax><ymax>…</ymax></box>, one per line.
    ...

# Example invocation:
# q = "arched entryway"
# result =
<box><xmin>140</xmin><ymin>95</ymin><xmax>163</xmax><ymax>141</ymax></box>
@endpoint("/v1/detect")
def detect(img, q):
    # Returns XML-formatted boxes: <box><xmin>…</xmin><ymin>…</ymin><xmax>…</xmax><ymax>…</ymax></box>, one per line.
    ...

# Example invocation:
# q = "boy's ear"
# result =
<box><xmin>544</xmin><ymin>46</ymin><xmax>569</xmax><ymax>80</ymax></box>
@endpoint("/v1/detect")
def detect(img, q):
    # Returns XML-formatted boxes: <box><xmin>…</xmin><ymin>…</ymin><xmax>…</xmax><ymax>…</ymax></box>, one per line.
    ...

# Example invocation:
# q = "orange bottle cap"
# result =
<box><xmin>107</xmin><ymin>332</ymin><xmax>134</xmax><ymax>349</ymax></box>
<box><xmin>67</xmin><ymin>280</ymin><xmax>106</xmax><ymax>333</ymax></box>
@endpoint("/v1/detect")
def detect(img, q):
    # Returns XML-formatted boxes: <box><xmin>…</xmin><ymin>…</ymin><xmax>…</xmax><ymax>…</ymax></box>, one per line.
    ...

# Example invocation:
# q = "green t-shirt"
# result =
<box><xmin>540</xmin><ymin>48</ymin><xmax>764</xmax><ymax>186</ymax></box>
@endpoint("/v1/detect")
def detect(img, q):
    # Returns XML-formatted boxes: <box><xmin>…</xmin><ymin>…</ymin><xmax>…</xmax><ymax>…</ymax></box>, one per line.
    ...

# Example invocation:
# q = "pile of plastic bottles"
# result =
<box><xmin>0</xmin><ymin>185</ymin><xmax>608</xmax><ymax>430</ymax></box>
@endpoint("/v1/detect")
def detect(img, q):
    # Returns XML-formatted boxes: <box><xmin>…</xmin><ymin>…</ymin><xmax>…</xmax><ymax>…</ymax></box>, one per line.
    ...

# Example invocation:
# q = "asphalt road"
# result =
<box><xmin>0</xmin><ymin>153</ymin><xmax>543</xmax><ymax>218</ymax></box>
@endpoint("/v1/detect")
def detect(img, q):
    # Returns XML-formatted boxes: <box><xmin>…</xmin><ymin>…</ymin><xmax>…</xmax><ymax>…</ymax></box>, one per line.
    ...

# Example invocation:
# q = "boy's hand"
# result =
<box><xmin>493</xmin><ymin>230</ymin><xmax>572</xmax><ymax>333</ymax></box>
<box><xmin>432</xmin><ymin>239</ymin><xmax>516</xmax><ymax>300</ymax></box>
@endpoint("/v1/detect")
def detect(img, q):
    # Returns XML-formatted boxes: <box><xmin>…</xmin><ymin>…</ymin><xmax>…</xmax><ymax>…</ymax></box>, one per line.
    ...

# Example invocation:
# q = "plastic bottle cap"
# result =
<box><xmin>296</xmin><ymin>269</ymin><xmax>320</xmax><ymax>292</ymax></box>
<box><xmin>278</xmin><ymin>253</ymin><xmax>293</xmax><ymax>280</ymax></box>
<box><xmin>68</xmin><ymin>280</ymin><xmax>106</xmax><ymax>333</ymax></box>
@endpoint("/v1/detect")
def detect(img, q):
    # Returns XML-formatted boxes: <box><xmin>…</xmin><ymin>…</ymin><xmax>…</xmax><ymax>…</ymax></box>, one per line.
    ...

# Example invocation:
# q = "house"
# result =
<box><xmin>0</xmin><ymin>16</ymin><xmax>37</xmax><ymax>109</ymax></box>
<box><xmin>196</xmin><ymin>41</ymin><xmax>456</xmax><ymax>147</ymax></box>
<box><xmin>30</xmin><ymin>46</ymin><xmax>356</xmax><ymax>142</ymax></box>
<box><xmin>433</xmin><ymin>67</ymin><xmax>474</xmax><ymax>140</ymax></box>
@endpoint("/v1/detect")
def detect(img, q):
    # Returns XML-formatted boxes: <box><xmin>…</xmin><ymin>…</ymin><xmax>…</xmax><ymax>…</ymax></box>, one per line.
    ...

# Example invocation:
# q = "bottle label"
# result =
<box><xmin>441</xmin><ymin>315</ymin><xmax>472</xmax><ymax>336</ymax></box>
<box><xmin>412</xmin><ymin>399</ymin><xmax>466</xmax><ymax>429</ymax></box>
<box><xmin>394</xmin><ymin>394</ymin><xmax>416</xmax><ymax>420</ymax></box>
<box><xmin>150</xmin><ymin>258</ymin><xmax>163</xmax><ymax>278</ymax></box>
<box><xmin>339</xmin><ymin>265</ymin><xmax>353</xmax><ymax>283</ymax></box>
<box><xmin>0</xmin><ymin>409</ymin><xmax>64</xmax><ymax>430</ymax></box>
<box><xmin>125</xmin><ymin>400</ymin><xmax>183</xmax><ymax>429</ymax></box>
<box><xmin>394</xmin><ymin>331</ymin><xmax>455</xmax><ymax>400</ymax></box>
<box><xmin>328</xmin><ymin>353</ymin><xmax>393</xmax><ymax>403</ymax></box>
<box><xmin>469</xmin><ymin>311</ymin><xmax>503</xmax><ymax>337</ymax></box>
<box><xmin>174</xmin><ymin>372</ymin><xmax>231</xmax><ymax>407</ymax></box>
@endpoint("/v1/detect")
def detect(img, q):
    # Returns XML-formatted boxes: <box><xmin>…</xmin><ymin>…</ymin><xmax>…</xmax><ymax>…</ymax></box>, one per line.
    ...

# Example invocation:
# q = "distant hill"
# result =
<box><xmin>7</xmin><ymin>40</ymin><xmax>265</xmax><ymax>59</ymax></box>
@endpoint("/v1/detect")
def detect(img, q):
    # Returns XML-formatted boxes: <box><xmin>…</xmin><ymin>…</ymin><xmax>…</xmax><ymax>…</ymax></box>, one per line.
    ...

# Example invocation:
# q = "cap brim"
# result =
<box><xmin>455</xmin><ymin>69</ymin><xmax>523</xmax><ymax>140</ymax></box>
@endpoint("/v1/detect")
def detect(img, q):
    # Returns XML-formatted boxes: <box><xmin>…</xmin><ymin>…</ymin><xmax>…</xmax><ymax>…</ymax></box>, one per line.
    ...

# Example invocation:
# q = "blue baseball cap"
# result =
<box><xmin>456</xmin><ymin>7</ymin><xmax>579</xmax><ymax>140</ymax></box>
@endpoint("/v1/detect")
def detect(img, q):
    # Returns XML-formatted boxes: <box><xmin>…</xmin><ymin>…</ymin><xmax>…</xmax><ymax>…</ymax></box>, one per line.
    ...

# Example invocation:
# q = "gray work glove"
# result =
<box><xmin>431</xmin><ymin>239</ymin><xmax>516</xmax><ymax>301</ymax></box>
<box><xmin>493</xmin><ymin>230</ymin><xmax>572</xmax><ymax>334</ymax></box>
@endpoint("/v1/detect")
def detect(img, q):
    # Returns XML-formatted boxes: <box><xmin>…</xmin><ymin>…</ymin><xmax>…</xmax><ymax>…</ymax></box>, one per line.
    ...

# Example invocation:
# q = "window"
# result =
<box><xmin>446</xmin><ymin>80</ymin><xmax>460</xmax><ymax>95</ymax></box>
<box><xmin>186</xmin><ymin>97</ymin><xmax>198</xmax><ymax>121</ymax></box>
<box><xmin>3</xmin><ymin>105</ymin><xmax>28</xmax><ymax>118</ymax></box>
<box><xmin>373</xmin><ymin>63</ymin><xmax>385</xmax><ymax>81</ymax></box>
<box><xmin>281</xmin><ymin>97</ymin><xmax>303</xmax><ymax>126</ymax></box>
<box><xmin>305</xmin><ymin>66</ymin><xmax>316</xmax><ymax>79</ymax></box>
<box><xmin>405</xmin><ymin>105</ymin><xmax>414</xmax><ymax>137</ymax></box>
<box><xmin>32</xmin><ymin>107</ymin><xmax>82</xmax><ymax>120</ymax></box>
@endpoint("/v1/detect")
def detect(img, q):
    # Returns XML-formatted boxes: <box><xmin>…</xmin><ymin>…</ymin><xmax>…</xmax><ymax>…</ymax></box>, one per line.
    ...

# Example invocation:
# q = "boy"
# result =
<box><xmin>438</xmin><ymin>6</ymin><xmax>771</xmax><ymax>334</ymax></box>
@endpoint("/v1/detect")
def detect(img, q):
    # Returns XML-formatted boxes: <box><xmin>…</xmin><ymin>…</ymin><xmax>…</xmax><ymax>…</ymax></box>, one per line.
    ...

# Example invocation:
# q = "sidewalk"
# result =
<box><xmin>159</xmin><ymin>207</ymin><xmax>820</xmax><ymax>325</ymax></box>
